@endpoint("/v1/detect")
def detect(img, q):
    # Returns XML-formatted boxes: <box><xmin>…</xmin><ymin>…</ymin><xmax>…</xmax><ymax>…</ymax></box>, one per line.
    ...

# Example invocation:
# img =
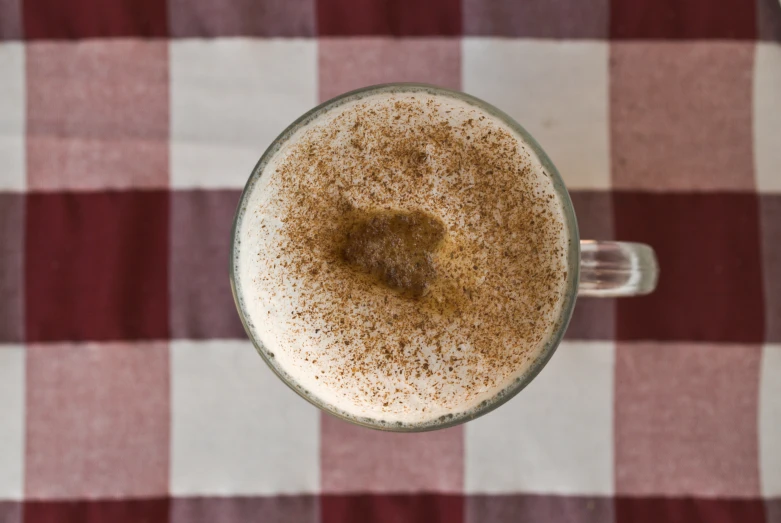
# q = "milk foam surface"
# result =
<box><xmin>235</xmin><ymin>89</ymin><xmax>571</xmax><ymax>427</ymax></box>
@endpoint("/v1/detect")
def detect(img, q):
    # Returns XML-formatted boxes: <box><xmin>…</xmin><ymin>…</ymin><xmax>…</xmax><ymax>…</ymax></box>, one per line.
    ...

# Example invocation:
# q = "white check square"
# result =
<box><xmin>170</xmin><ymin>340</ymin><xmax>320</xmax><ymax>495</ymax></box>
<box><xmin>760</xmin><ymin>344</ymin><xmax>781</xmax><ymax>496</ymax></box>
<box><xmin>755</xmin><ymin>43</ymin><xmax>781</xmax><ymax>193</ymax></box>
<box><xmin>463</xmin><ymin>39</ymin><xmax>610</xmax><ymax>190</ymax></box>
<box><xmin>0</xmin><ymin>346</ymin><xmax>24</xmax><ymax>499</ymax></box>
<box><xmin>466</xmin><ymin>341</ymin><xmax>615</xmax><ymax>495</ymax></box>
<box><xmin>170</xmin><ymin>39</ymin><xmax>317</xmax><ymax>189</ymax></box>
<box><xmin>0</xmin><ymin>43</ymin><xmax>25</xmax><ymax>191</ymax></box>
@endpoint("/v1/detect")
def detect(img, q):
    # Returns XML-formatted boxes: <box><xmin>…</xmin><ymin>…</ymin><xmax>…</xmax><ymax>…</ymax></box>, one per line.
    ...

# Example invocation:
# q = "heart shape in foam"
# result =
<box><xmin>342</xmin><ymin>209</ymin><xmax>446</xmax><ymax>298</ymax></box>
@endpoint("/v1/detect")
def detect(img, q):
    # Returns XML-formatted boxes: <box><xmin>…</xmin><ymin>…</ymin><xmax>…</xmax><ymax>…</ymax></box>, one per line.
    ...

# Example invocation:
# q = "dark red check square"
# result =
<box><xmin>610</xmin><ymin>0</ymin><xmax>755</xmax><ymax>38</ymax></box>
<box><xmin>613</xmin><ymin>192</ymin><xmax>765</xmax><ymax>343</ymax></box>
<box><xmin>23</xmin><ymin>0</ymin><xmax>167</xmax><ymax>39</ymax></box>
<box><xmin>25</xmin><ymin>191</ymin><xmax>169</xmax><ymax>342</ymax></box>
<box><xmin>322</xmin><ymin>495</ymin><xmax>463</xmax><ymax>523</ymax></box>
<box><xmin>317</xmin><ymin>0</ymin><xmax>461</xmax><ymax>36</ymax></box>
<box><xmin>24</xmin><ymin>498</ymin><xmax>169</xmax><ymax>523</ymax></box>
<box><xmin>614</xmin><ymin>497</ymin><xmax>766</xmax><ymax>523</ymax></box>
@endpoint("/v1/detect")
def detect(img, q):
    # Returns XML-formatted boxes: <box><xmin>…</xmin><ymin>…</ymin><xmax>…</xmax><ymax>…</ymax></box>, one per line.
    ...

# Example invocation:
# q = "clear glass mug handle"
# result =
<box><xmin>578</xmin><ymin>241</ymin><xmax>659</xmax><ymax>297</ymax></box>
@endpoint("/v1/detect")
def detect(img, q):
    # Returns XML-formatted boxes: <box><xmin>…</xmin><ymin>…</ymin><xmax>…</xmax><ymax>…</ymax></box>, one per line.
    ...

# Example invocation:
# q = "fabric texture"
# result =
<box><xmin>0</xmin><ymin>0</ymin><xmax>780</xmax><ymax>521</ymax></box>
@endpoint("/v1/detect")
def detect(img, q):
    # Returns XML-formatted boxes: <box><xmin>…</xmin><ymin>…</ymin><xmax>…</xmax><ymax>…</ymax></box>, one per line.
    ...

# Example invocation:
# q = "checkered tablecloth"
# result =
<box><xmin>1</xmin><ymin>0</ymin><xmax>780</xmax><ymax>522</ymax></box>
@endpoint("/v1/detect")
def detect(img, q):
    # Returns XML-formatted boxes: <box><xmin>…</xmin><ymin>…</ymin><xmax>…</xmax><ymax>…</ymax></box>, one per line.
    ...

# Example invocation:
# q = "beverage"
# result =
<box><xmin>233</xmin><ymin>87</ymin><xmax>571</xmax><ymax>429</ymax></box>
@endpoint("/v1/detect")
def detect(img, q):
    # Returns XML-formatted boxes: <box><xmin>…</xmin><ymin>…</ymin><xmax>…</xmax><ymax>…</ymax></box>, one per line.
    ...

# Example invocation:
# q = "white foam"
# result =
<box><xmin>235</xmin><ymin>89</ymin><xmax>570</xmax><ymax>427</ymax></box>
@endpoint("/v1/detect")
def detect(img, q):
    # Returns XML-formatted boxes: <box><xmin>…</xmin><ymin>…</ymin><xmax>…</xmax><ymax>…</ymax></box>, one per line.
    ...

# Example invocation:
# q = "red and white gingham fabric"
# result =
<box><xmin>0</xmin><ymin>0</ymin><xmax>780</xmax><ymax>522</ymax></box>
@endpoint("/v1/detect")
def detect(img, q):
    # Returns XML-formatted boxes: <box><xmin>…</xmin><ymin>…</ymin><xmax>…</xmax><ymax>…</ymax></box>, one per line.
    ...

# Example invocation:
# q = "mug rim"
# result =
<box><xmin>229</xmin><ymin>82</ymin><xmax>581</xmax><ymax>432</ymax></box>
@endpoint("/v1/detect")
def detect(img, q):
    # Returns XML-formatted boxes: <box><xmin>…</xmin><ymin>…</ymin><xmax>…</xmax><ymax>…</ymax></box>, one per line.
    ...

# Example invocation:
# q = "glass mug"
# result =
<box><xmin>230</xmin><ymin>83</ymin><xmax>659</xmax><ymax>432</ymax></box>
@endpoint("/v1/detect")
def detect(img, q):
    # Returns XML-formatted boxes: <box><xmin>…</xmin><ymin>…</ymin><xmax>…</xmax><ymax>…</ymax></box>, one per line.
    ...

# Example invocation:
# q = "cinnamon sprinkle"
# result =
<box><xmin>242</xmin><ymin>91</ymin><xmax>569</xmax><ymax>425</ymax></box>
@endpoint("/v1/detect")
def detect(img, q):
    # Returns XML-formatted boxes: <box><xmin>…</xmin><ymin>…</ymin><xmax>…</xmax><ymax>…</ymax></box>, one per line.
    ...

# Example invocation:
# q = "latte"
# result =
<box><xmin>234</xmin><ymin>88</ymin><xmax>570</xmax><ymax>428</ymax></box>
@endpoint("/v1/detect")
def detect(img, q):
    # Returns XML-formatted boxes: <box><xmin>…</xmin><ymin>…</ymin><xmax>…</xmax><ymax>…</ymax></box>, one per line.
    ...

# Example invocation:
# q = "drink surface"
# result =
<box><xmin>235</xmin><ymin>89</ymin><xmax>570</xmax><ymax>428</ymax></box>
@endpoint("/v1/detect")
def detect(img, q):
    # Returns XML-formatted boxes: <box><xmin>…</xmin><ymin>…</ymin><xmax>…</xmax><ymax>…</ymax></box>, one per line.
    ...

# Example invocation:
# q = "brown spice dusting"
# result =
<box><xmin>342</xmin><ymin>209</ymin><xmax>445</xmax><ymax>297</ymax></box>
<box><xmin>247</xmin><ymin>91</ymin><xmax>568</xmax><ymax>422</ymax></box>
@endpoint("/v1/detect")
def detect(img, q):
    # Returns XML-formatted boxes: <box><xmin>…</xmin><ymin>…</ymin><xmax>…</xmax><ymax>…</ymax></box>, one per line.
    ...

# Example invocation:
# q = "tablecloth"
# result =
<box><xmin>1</xmin><ymin>0</ymin><xmax>780</xmax><ymax>522</ymax></box>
